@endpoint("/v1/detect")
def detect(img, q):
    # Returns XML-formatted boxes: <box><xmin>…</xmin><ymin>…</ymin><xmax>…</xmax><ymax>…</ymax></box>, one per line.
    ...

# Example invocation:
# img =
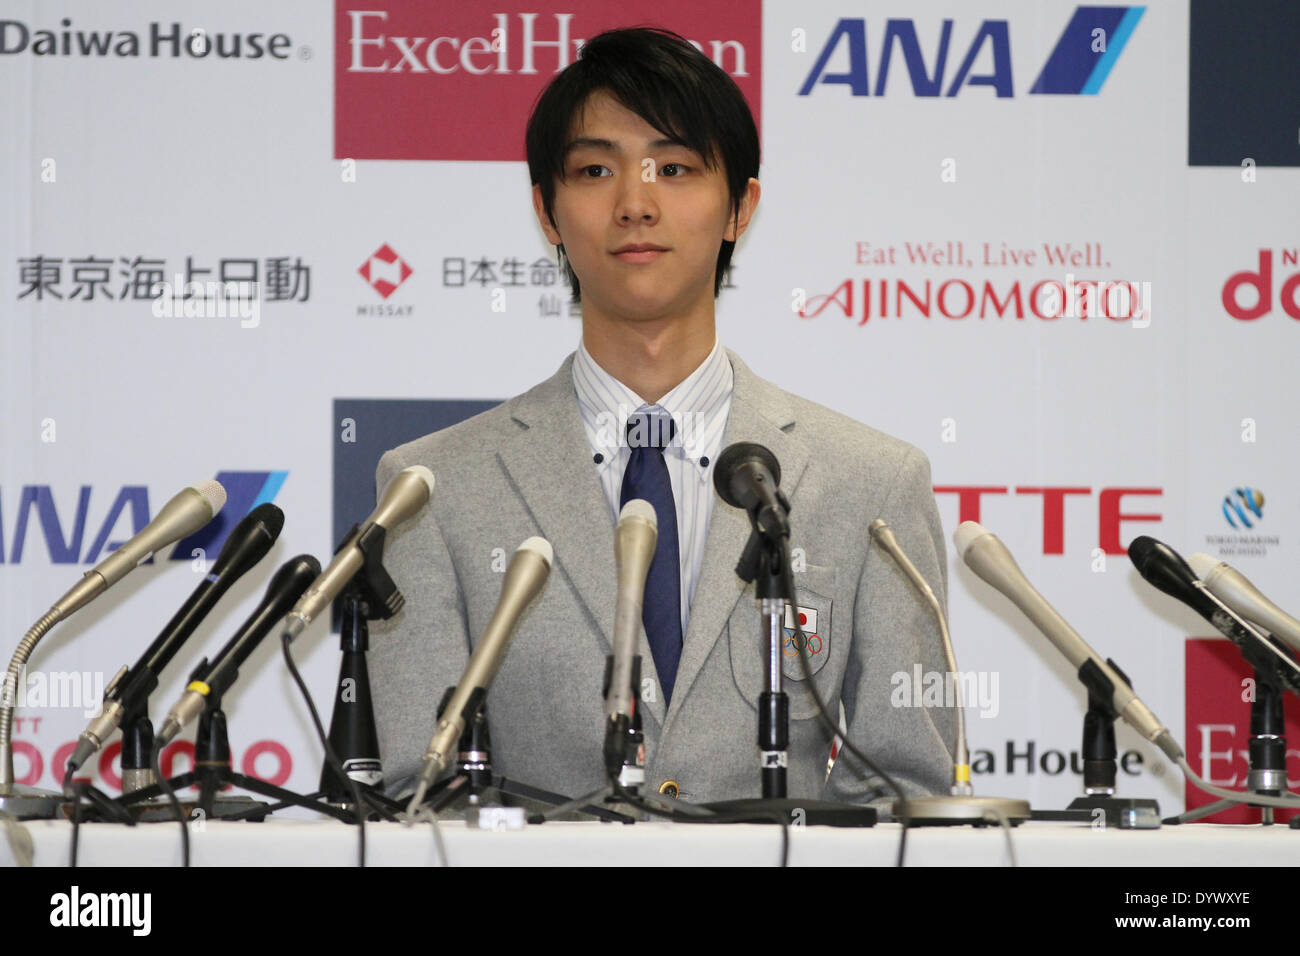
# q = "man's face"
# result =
<box><xmin>532</xmin><ymin>90</ymin><xmax>758</xmax><ymax>324</ymax></box>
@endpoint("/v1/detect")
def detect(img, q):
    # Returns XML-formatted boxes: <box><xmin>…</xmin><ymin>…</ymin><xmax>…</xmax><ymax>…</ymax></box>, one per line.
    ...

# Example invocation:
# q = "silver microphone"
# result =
<box><xmin>2</xmin><ymin>480</ymin><xmax>226</xmax><ymax>796</ymax></box>
<box><xmin>282</xmin><ymin>464</ymin><xmax>434</xmax><ymax>641</ymax></box>
<box><xmin>955</xmin><ymin>521</ymin><xmax>1183</xmax><ymax>762</ymax></box>
<box><xmin>869</xmin><ymin>519</ymin><xmax>970</xmax><ymax>794</ymax></box>
<box><xmin>408</xmin><ymin>536</ymin><xmax>553</xmax><ymax>811</ymax></box>
<box><xmin>57</xmin><ymin>480</ymin><xmax>228</xmax><ymax>618</ymax></box>
<box><xmin>607</xmin><ymin>500</ymin><xmax>657</xmax><ymax>723</ymax></box>
<box><xmin>1188</xmin><ymin>553</ymin><xmax>1300</xmax><ymax>654</ymax></box>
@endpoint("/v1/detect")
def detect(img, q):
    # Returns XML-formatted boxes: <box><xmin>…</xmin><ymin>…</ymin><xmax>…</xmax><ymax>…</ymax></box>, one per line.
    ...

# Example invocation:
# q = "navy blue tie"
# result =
<box><xmin>620</xmin><ymin>410</ymin><xmax>683</xmax><ymax>704</ymax></box>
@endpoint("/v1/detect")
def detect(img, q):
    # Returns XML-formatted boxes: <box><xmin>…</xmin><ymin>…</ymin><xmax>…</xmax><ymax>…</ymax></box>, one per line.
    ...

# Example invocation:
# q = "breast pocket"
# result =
<box><xmin>726</xmin><ymin>564</ymin><xmax>841</xmax><ymax>720</ymax></box>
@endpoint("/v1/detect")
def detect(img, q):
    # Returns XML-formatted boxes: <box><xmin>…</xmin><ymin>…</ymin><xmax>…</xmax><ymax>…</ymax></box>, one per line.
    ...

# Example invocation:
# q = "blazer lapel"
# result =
<box><xmin>496</xmin><ymin>353</ymin><xmax>669</xmax><ymax>728</ymax></box>
<box><xmin>663</xmin><ymin>350</ymin><xmax>810</xmax><ymax>734</ymax></box>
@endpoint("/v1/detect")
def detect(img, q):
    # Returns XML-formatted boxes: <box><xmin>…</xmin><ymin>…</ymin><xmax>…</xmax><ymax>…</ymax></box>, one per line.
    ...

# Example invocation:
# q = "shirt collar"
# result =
<box><xmin>573</xmin><ymin>336</ymin><xmax>733</xmax><ymax>475</ymax></box>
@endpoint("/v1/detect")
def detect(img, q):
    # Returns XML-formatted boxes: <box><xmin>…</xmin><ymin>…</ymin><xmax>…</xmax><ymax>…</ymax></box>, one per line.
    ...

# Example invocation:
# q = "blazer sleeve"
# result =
<box><xmin>824</xmin><ymin>445</ymin><xmax>957</xmax><ymax>804</ymax></box>
<box><xmin>366</xmin><ymin>447</ymin><xmax>473</xmax><ymax>797</ymax></box>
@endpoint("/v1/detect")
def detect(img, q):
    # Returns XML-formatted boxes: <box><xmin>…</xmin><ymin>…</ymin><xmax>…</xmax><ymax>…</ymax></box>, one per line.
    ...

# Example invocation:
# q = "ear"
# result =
<box><xmin>532</xmin><ymin>184</ymin><xmax>564</xmax><ymax>246</ymax></box>
<box><xmin>723</xmin><ymin>178</ymin><xmax>761</xmax><ymax>243</ymax></box>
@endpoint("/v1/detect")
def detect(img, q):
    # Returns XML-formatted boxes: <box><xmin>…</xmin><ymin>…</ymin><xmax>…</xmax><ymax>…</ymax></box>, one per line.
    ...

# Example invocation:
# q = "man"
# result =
<box><xmin>370</xmin><ymin>27</ymin><xmax>956</xmax><ymax>806</ymax></box>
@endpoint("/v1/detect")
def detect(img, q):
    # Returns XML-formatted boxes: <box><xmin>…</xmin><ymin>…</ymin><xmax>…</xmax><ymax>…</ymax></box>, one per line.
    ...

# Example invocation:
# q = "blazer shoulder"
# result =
<box><xmin>376</xmin><ymin>366</ymin><xmax>566</xmax><ymax>478</ymax></box>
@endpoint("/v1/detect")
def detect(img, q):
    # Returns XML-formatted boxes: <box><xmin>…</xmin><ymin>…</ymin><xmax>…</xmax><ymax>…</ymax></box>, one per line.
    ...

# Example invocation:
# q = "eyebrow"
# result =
<box><xmin>563</xmin><ymin>136</ymin><xmax>695</xmax><ymax>157</ymax></box>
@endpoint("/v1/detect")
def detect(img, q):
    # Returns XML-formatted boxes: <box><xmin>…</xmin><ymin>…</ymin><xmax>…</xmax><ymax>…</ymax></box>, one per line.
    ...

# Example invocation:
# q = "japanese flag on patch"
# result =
<box><xmin>783</xmin><ymin>604</ymin><xmax>816</xmax><ymax>634</ymax></box>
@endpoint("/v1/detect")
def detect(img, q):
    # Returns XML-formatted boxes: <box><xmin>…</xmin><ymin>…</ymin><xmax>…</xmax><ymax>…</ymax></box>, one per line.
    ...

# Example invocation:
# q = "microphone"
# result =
<box><xmin>1188</xmin><ymin>553</ymin><xmax>1300</xmax><ymax>654</ymax></box>
<box><xmin>604</xmin><ymin>499</ymin><xmax>656</xmax><ymax>781</ymax></box>
<box><xmin>408</xmin><ymin>537</ymin><xmax>552</xmax><ymax>811</ymax></box>
<box><xmin>56</xmin><ymin>480</ymin><xmax>229</xmax><ymax>620</ymax></box>
<box><xmin>66</xmin><ymin>502</ymin><xmax>284</xmax><ymax>774</ymax></box>
<box><xmin>955</xmin><ymin>522</ymin><xmax>1183</xmax><ymax>762</ymax></box>
<box><xmin>2</xmin><ymin>479</ymin><xmax>226</xmax><ymax>793</ymax></box>
<box><xmin>713</xmin><ymin>442</ymin><xmax>789</xmax><ymax>537</ymax></box>
<box><xmin>871</xmin><ymin>519</ymin><xmax>970</xmax><ymax>794</ymax></box>
<box><xmin>1128</xmin><ymin>536</ymin><xmax>1300</xmax><ymax>689</ymax></box>
<box><xmin>282</xmin><ymin>465</ymin><xmax>435</xmax><ymax>641</ymax></box>
<box><xmin>157</xmin><ymin>554</ymin><xmax>321</xmax><ymax>746</ymax></box>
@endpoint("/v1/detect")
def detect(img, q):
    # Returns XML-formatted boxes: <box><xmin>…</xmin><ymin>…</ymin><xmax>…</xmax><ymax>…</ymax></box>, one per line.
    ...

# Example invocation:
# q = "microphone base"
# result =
<box><xmin>0</xmin><ymin>785</ymin><xmax>65</xmax><ymax>819</ymax></box>
<box><xmin>702</xmin><ymin>797</ymin><xmax>877</xmax><ymax>828</ymax></box>
<box><xmin>1030</xmin><ymin>795</ymin><xmax>1161</xmax><ymax>829</ymax></box>
<box><xmin>893</xmin><ymin>795</ymin><xmax>1031</xmax><ymax>827</ymax></box>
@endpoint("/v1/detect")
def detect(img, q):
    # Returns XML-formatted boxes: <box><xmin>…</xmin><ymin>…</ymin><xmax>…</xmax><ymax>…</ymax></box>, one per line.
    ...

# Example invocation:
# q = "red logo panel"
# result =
<box><xmin>1185</xmin><ymin>637</ymin><xmax>1300</xmax><ymax>824</ymax></box>
<box><xmin>334</xmin><ymin>1</ymin><xmax>762</xmax><ymax>161</ymax></box>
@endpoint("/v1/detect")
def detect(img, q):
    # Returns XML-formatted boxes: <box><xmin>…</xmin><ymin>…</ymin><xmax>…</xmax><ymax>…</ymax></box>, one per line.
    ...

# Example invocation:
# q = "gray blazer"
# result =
<box><xmin>369</xmin><ymin>349</ymin><xmax>956</xmax><ymax>805</ymax></box>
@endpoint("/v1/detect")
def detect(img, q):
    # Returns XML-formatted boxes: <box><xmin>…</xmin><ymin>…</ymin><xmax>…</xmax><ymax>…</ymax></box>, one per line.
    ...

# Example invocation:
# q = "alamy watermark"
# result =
<box><xmin>1</xmin><ymin>667</ymin><xmax>105</xmax><ymax>718</ymax></box>
<box><xmin>890</xmin><ymin>664</ymin><xmax>999</xmax><ymax>718</ymax></box>
<box><xmin>150</xmin><ymin>274</ymin><xmax>260</xmax><ymax>328</ymax></box>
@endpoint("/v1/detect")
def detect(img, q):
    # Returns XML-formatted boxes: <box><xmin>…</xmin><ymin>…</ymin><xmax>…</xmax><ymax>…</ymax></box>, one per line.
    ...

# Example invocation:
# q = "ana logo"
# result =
<box><xmin>359</xmin><ymin>243</ymin><xmax>412</xmax><ymax>299</ymax></box>
<box><xmin>1222</xmin><ymin>250</ymin><xmax>1300</xmax><ymax>320</ymax></box>
<box><xmin>1222</xmin><ymin>488</ymin><xmax>1264</xmax><ymax>530</ymax></box>
<box><xmin>0</xmin><ymin>471</ymin><xmax>286</xmax><ymax>566</ymax></box>
<box><xmin>800</xmin><ymin>5</ymin><xmax>1144</xmax><ymax>98</ymax></box>
<box><xmin>172</xmin><ymin>470</ymin><xmax>288</xmax><ymax>559</ymax></box>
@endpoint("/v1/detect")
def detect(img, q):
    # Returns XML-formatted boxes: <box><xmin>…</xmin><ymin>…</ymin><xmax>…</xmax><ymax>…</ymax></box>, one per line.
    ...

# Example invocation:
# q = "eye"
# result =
<box><xmin>659</xmin><ymin>163</ymin><xmax>688</xmax><ymax>177</ymax></box>
<box><xmin>580</xmin><ymin>164</ymin><xmax>612</xmax><ymax>178</ymax></box>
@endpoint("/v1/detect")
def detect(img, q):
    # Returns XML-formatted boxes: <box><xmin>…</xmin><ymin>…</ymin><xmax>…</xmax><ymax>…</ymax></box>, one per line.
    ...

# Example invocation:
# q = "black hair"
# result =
<box><xmin>525</xmin><ymin>26</ymin><xmax>760</xmax><ymax>301</ymax></box>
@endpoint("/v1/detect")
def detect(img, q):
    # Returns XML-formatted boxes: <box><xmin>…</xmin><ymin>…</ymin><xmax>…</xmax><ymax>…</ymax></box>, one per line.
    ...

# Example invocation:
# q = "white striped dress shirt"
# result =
<box><xmin>572</xmin><ymin>337</ymin><xmax>734</xmax><ymax>636</ymax></box>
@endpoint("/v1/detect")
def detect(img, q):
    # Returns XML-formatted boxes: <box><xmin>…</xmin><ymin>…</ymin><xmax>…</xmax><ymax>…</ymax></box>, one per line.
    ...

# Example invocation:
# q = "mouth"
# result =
<box><xmin>612</xmin><ymin>244</ymin><xmax>668</xmax><ymax>264</ymax></box>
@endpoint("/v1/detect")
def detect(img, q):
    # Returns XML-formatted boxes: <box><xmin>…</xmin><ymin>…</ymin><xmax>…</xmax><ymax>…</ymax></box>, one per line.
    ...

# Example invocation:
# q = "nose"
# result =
<box><xmin>614</xmin><ymin>172</ymin><xmax>659</xmax><ymax>225</ymax></box>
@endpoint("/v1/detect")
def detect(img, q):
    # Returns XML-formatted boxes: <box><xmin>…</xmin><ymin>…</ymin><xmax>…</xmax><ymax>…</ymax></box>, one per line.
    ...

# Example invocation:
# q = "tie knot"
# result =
<box><xmin>626</xmin><ymin>411</ymin><xmax>676</xmax><ymax>450</ymax></box>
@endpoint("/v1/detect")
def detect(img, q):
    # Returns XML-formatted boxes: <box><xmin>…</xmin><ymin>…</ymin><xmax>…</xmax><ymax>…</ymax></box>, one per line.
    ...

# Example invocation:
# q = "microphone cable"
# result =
<box><xmin>153</xmin><ymin>740</ymin><xmax>188</xmax><ymax>867</ymax></box>
<box><xmin>777</xmin><ymin>536</ymin><xmax>913</xmax><ymax>866</ymax></box>
<box><xmin>281</xmin><ymin>631</ymin><xmax>368</xmax><ymax>867</ymax></box>
<box><xmin>610</xmin><ymin>784</ymin><xmax>792</xmax><ymax>867</ymax></box>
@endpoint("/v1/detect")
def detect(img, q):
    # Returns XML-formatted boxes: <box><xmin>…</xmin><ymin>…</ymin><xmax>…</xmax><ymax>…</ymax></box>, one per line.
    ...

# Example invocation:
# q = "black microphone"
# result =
<box><xmin>1128</xmin><ymin>535</ymin><xmax>1300</xmax><ymax>692</ymax></box>
<box><xmin>67</xmin><ymin>502</ymin><xmax>285</xmax><ymax>772</ymax></box>
<box><xmin>156</xmin><ymin>554</ymin><xmax>321</xmax><ymax>746</ymax></box>
<box><xmin>713</xmin><ymin>442</ymin><xmax>789</xmax><ymax>537</ymax></box>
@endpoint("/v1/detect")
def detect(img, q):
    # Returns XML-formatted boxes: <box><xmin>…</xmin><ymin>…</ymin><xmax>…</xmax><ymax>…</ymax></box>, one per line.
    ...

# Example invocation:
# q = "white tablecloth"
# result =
<box><xmin>6</xmin><ymin>818</ymin><xmax>1299</xmax><ymax>867</ymax></box>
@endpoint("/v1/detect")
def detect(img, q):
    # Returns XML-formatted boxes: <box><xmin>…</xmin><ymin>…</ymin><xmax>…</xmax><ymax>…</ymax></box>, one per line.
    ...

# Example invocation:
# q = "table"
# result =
<box><xmin>5</xmin><ymin>818</ymin><xmax>1299</xmax><ymax>867</ymax></box>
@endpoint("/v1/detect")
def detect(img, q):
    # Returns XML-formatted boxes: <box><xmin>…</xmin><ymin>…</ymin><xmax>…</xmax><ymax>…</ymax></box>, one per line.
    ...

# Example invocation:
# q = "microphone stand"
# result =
<box><xmin>1167</xmin><ymin>665</ymin><xmax>1290</xmax><ymax>825</ymax></box>
<box><xmin>418</xmin><ymin>695</ymin><xmax>634</xmax><ymax>824</ymax></box>
<box><xmin>704</xmin><ymin>497</ymin><xmax>878</xmax><ymax>827</ymax></box>
<box><xmin>1029</xmin><ymin>658</ymin><xmax>1161</xmax><ymax>828</ymax></box>
<box><xmin>119</xmin><ymin>705</ymin><xmax>160</xmax><ymax>794</ymax></box>
<box><xmin>113</xmin><ymin>693</ymin><xmax>355</xmax><ymax>823</ymax></box>
<box><xmin>317</xmin><ymin>583</ymin><xmax>389</xmax><ymax>808</ymax></box>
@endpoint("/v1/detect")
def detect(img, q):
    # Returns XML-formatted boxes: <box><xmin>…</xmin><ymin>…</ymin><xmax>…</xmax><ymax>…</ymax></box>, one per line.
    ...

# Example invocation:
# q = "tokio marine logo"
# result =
<box><xmin>1222</xmin><ymin>488</ymin><xmax>1264</xmax><ymax>529</ymax></box>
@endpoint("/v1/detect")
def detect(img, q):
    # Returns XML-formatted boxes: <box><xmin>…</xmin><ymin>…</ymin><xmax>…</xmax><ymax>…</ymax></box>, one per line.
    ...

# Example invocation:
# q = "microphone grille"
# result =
<box><xmin>618</xmin><ymin>498</ymin><xmax>658</xmax><ymax>528</ymax></box>
<box><xmin>517</xmin><ymin>536</ymin><xmax>553</xmax><ymax>567</ymax></box>
<box><xmin>402</xmin><ymin>465</ymin><xmax>436</xmax><ymax>496</ymax></box>
<box><xmin>1126</xmin><ymin>535</ymin><xmax>1158</xmax><ymax>570</ymax></box>
<box><xmin>1187</xmin><ymin>552</ymin><xmax>1223</xmax><ymax>582</ymax></box>
<box><xmin>192</xmin><ymin>479</ymin><xmax>228</xmax><ymax>515</ymax></box>
<box><xmin>953</xmin><ymin>520</ymin><xmax>990</xmax><ymax>558</ymax></box>
<box><xmin>248</xmin><ymin>501</ymin><xmax>286</xmax><ymax>539</ymax></box>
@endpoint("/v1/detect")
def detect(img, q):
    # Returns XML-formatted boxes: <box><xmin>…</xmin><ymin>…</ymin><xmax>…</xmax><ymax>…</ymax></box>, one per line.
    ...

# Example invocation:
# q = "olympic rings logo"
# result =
<box><xmin>783</xmin><ymin>629</ymin><xmax>822</xmax><ymax>657</ymax></box>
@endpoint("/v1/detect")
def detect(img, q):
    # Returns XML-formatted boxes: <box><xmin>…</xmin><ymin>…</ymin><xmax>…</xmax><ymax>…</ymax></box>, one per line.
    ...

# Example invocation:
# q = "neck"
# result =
<box><xmin>581</xmin><ymin>311</ymin><xmax>716</xmax><ymax>405</ymax></box>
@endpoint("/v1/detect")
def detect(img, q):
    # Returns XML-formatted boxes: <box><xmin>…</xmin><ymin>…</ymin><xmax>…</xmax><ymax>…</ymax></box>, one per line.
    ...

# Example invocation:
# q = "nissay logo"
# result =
<box><xmin>799</xmin><ymin>6</ymin><xmax>1145</xmax><ymax>98</ymax></box>
<box><xmin>0</xmin><ymin>471</ymin><xmax>286</xmax><ymax>565</ymax></box>
<box><xmin>1222</xmin><ymin>250</ymin><xmax>1300</xmax><ymax>320</ymax></box>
